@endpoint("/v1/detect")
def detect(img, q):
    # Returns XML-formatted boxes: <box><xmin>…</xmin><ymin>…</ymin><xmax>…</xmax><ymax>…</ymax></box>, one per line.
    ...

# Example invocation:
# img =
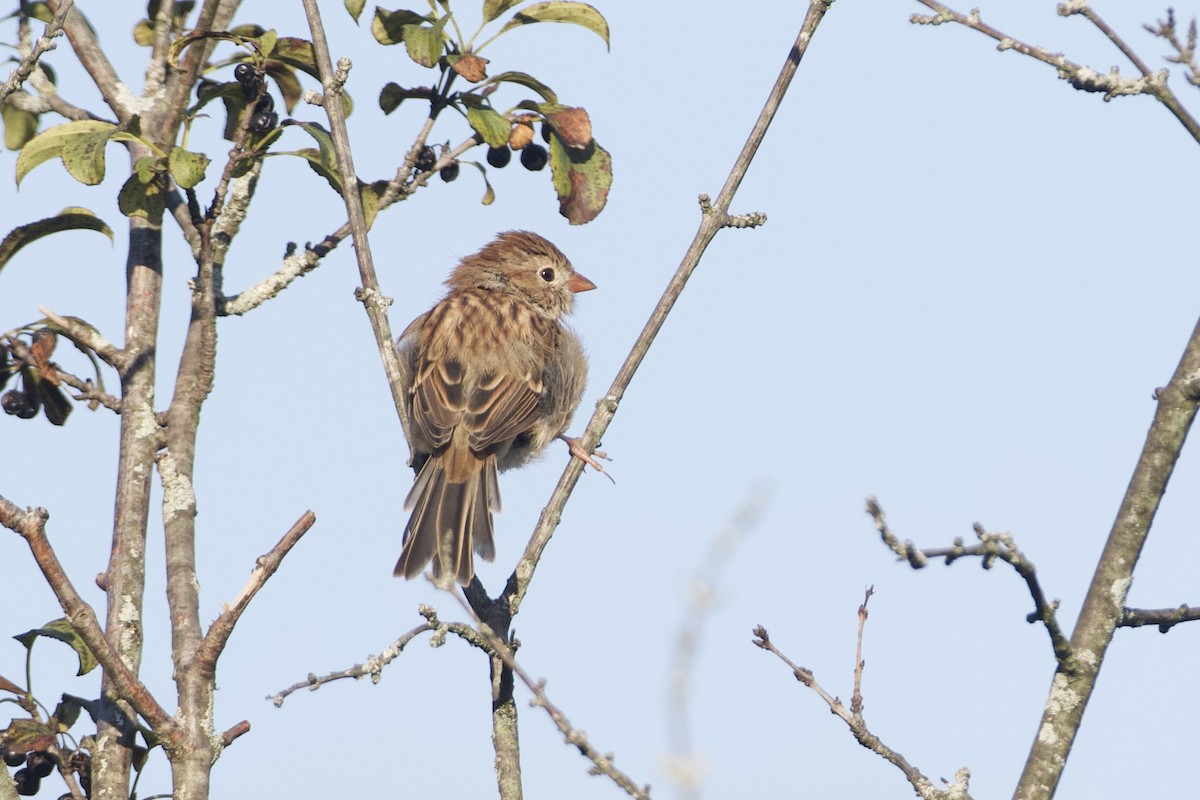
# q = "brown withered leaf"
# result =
<box><xmin>545</xmin><ymin>106</ymin><xmax>591</xmax><ymax>148</ymax></box>
<box><xmin>508</xmin><ymin>120</ymin><xmax>534</xmax><ymax>150</ymax></box>
<box><xmin>29</xmin><ymin>329</ymin><xmax>60</xmax><ymax>386</ymax></box>
<box><xmin>451</xmin><ymin>53</ymin><xmax>489</xmax><ymax>82</ymax></box>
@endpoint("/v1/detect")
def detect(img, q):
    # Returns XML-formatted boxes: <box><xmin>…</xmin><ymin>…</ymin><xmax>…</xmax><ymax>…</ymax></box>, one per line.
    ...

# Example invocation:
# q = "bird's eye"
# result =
<box><xmin>539</xmin><ymin>267</ymin><xmax>555</xmax><ymax>282</ymax></box>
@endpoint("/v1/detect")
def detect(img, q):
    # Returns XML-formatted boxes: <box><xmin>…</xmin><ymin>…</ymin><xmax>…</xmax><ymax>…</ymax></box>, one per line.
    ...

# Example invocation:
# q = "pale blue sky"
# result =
<box><xmin>4</xmin><ymin>2</ymin><xmax>1200</xmax><ymax>798</ymax></box>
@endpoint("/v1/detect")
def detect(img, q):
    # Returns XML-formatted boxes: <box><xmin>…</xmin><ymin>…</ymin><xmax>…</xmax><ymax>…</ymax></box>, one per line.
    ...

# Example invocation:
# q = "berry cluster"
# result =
<box><xmin>233</xmin><ymin>63</ymin><xmax>278</xmax><ymax>135</ymax></box>
<box><xmin>1</xmin><ymin>744</ymin><xmax>88</xmax><ymax>797</ymax></box>
<box><xmin>412</xmin><ymin>119</ymin><xmax>554</xmax><ymax>186</ymax></box>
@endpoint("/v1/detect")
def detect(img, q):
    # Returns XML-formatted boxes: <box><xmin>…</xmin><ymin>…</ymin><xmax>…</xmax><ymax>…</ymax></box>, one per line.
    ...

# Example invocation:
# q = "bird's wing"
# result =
<box><xmin>463</xmin><ymin>368</ymin><xmax>544</xmax><ymax>452</ymax></box>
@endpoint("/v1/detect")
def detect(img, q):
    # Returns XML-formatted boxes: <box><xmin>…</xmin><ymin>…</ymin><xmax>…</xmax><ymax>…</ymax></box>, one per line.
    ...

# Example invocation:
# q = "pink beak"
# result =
<box><xmin>568</xmin><ymin>272</ymin><xmax>596</xmax><ymax>293</ymax></box>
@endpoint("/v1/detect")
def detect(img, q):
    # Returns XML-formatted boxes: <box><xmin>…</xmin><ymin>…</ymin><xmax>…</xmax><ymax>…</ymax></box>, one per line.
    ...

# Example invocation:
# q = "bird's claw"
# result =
<box><xmin>560</xmin><ymin>435</ymin><xmax>614</xmax><ymax>484</ymax></box>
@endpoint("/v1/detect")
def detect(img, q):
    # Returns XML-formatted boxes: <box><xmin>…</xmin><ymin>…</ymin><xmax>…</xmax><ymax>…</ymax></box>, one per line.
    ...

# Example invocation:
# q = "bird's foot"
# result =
<box><xmin>559</xmin><ymin>435</ymin><xmax>614</xmax><ymax>484</ymax></box>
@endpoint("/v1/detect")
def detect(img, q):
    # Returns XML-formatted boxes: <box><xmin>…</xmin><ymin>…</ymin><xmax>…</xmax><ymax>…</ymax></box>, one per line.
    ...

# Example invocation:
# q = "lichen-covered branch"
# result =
<box><xmin>910</xmin><ymin>1</ymin><xmax>1200</xmax><ymax>144</ymax></box>
<box><xmin>0</xmin><ymin>0</ymin><xmax>73</xmax><ymax>103</ymax></box>
<box><xmin>1120</xmin><ymin>604</ymin><xmax>1200</xmax><ymax>632</ymax></box>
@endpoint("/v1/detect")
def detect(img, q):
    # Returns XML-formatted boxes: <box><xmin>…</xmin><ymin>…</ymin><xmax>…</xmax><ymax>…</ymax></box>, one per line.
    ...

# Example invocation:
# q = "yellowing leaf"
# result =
<box><xmin>2</xmin><ymin>104</ymin><xmax>39</xmax><ymax>151</ymax></box>
<box><xmin>499</xmin><ymin>2</ymin><xmax>609</xmax><ymax>51</ymax></box>
<box><xmin>15</xmin><ymin>120</ymin><xmax>116</xmax><ymax>186</ymax></box>
<box><xmin>168</xmin><ymin>147</ymin><xmax>210</xmax><ymax>189</ymax></box>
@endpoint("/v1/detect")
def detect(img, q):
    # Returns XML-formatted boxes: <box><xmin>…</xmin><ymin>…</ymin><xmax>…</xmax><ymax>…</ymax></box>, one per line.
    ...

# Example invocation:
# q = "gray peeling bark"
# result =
<box><xmin>1014</xmin><ymin>314</ymin><xmax>1200</xmax><ymax>800</ymax></box>
<box><xmin>95</xmin><ymin>219</ymin><xmax>163</xmax><ymax>800</ymax></box>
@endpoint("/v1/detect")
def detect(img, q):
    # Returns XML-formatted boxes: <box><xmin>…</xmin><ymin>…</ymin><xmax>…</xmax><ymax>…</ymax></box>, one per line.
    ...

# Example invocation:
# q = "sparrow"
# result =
<box><xmin>394</xmin><ymin>231</ymin><xmax>597</xmax><ymax>585</ymax></box>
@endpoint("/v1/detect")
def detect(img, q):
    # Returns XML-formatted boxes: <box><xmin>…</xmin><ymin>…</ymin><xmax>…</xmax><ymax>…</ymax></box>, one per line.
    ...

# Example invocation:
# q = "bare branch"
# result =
<box><xmin>910</xmin><ymin>0</ymin><xmax>1200</xmax><ymax>144</ymax></box>
<box><xmin>38</xmin><ymin>306</ymin><xmax>126</xmax><ymax>372</ymax></box>
<box><xmin>865</xmin><ymin>497</ymin><xmax>1074</xmax><ymax>670</ymax></box>
<box><xmin>54</xmin><ymin>369</ymin><xmax>121</xmax><ymax>414</ymax></box>
<box><xmin>46</xmin><ymin>0</ymin><xmax>133</xmax><ymax>120</ymax></box>
<box><xmin>0</xmin><ymin>495</ymin><xmax>177</xmax><ymax>743</ymax></box>
<box><xmin>1058</xmin><ymin>1</ymin><xmax>1153</xmax><ymax>77</ymax></box>
<box><xmin>196</xmin><ymin>511</ymin><xmax>316</xmax><ymax>670</ymax></box>
<box><xmin>270</xmin><ymin>618</ymin><xmax>448</xmax><ymax>705</ymax></box>
<box><xmin>1120</xmin><ymin>604</ymin><xmax>1200</xmax><ymax>632</ymax></box>
<box><xmin>752</xmin><ymin>594</ymin><xmax>973</xmax><ymax>800</ymax></box>
<box><xmin>1145</xmin><ymin>9</ymin><xmax>1200</xmax><ymax>87</ymax></box>
<box><xmin>503</xmin><ymin>0</ymin><xmax>834</xmax><ymax>618</ymax></box>
<box><xmin>451</xmin><ymin>592</ymin><xmax>652</xmax><ymax>800</ymax></box>
<box><xmin>0</xmin><ymin>0</ymin><xmax>73</xmax><ymax>103</ymax></box>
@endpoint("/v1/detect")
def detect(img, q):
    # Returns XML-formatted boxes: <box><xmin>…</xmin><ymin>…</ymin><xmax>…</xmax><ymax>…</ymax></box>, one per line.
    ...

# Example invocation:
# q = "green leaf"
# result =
<box><xmin>480</xmin><ymin>70</ymin><xmax>557</xmax><ymax>103</ymax></box>
<box><xmin>169</xmin><ymin>30</ymin><xmax>241</xmax><ymax>69</ymax></box>
<box><xmin>2</xmin><ymin>104</ymin><xmax>39</xmax><ymax>151</ymax></box>
<box><xmin>549</xmin><ymin>134</ymin><xmax>610</xmax><ymax>224</ymax></box>
<box><xmin>168</xmin><ymin>148</ymin><xmax>210</xmax><ymax>189</ymax></box>
<box><xmin>14</xmin><ymin>618</ymin><xmax>99</xmax><ymax>676</ymax></box>
<box><xmin>403</xmin><ymin>15</ymin><xmax>450</xmax><ymax>68</ymax></box>
<box><xmin>379</xmin><ymin>82</ymin><xmax>409</xmax><ymax>114</ymax></box>
<box><xmin>264</xmin><ymin>61</ymin><xmax>303</xmax><ymax>113</ymax></box>
<box><xmin>0</xmin><ymin>207</ymin><xmax>114</xmax><ymax>274</ymax></box>
<box><xmin>52</xmin><ymin>695</ymin><xmax>83</xmax><ymax>730</ymax></box>
<box><xmin>346</xmin><ymin>0</ymin><xmax>366</xmax><ymax>22</ymax></box>
<box><xmin>466</xmin><ymin>105</ymin><xmax>511</xmax><ymax>147</ymax></box>
<box><xmin>498</xmin><ymin>1</ymin><xmax>609</xmax><ymax>50</ymax></box>
<box><xmin>360</xmin><ymin>181</ymin><xmax>381</xmax><ymax>228</ymax></box>
<box><xmin>483</xmin><ymin>0</ymin><xmax>523</xmax><ymax>22</ymax></box>
<box><xmin>254</xmin><ymin>29</ymin><xmax>278</xmax><ymax>57</ymax></box>
<box><xmin>371</xmin><ymin>7</ymin><xmax>433</xmax><ymax>45</ymax></box>
<box><xmin>61</xmin><ymin>126</ymin><xmax>117</xmax><ymax>185</ymax></box>
<box><xmin>169</xmin><ymin>28</ymin><xmax>278</xmax><ymax>69</ymax></box>
<box><xmin>269</xmin><ymin>37</ymin><xmax>320</xmax><ymax>77</ymax></box>
<box><xmin>28</xmin><ymin>2</ymin><xmax>52</xmax><ymax>22</ymax></box>
<box><xmin>15</xmin><ymin>120</ymin><xmax>116</xmax><ymax>186</ymax></box>
<box><xmin>118</xmin><ymin>172</ymin><xmax>166</xmax><ymax>219</ymax></box>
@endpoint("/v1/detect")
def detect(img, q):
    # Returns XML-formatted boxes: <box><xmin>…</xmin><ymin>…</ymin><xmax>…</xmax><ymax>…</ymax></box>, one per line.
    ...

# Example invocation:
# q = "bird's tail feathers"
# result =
<box><xmin>395</xmin><ymin>453</ymin><xmax>499</xmax><ymax>584</ymax></box>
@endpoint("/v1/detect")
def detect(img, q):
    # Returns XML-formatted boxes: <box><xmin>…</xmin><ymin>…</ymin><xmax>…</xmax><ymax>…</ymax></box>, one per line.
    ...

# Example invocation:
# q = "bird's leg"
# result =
<box><xmin>559</xmin><ymin>434</ymin><xmax>614</xmax><ymax>483</ymax></box>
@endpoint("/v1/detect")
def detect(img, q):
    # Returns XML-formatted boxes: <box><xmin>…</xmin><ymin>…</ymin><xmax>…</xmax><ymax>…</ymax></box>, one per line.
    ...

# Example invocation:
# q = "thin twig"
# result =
<box><xmin>753</xmin><ymin>594</ymin><xmax>974</xmax><ymax>800</ymax></box>
<box><xmin>450</xmin><ymin>591</ymin><xmax>652</xmax><ymax>800</ymax></box>
<box><xmin>0</xmin><ymin>495</ymin><xmax>178</xmax><ymax>745</ymax></box>
<box><xmin>865</xmin><ymin>497</ymin><xmax>1074</xmax><ymax>670</ymax></box>
<box><xmin>54</xmin><ymin>370</ymin><xmax>121</xmax><ymax>413</ymax></box>
<box><xmin>909</xmin><ymin>0</ymin><xmax>1200</xmax><ymax>143</ymax></box>
<box><xmin>502</xmin><ymin>0</ymin><xmax>834</xmax><ymax>619</ymax></box>
<box><xmin>301</xmin><ymin>0</ymin><xmax>412</xmax><ymax>452</ymax></box>
<box><xmin>0</xmin><ymin>0</ymin><xmax>74</xmax><ymax>103</ymax></box>
<box><xmin>196</xmin><ymin>511</ymin><xmax>316</xmax><ymax>670</ymax></box>
<box><xmin>269</xmin><ymin>609</ymin><xmax>491</xmax><ymax>706</ymax></box>
<box><xmin>38</xmin><ymin>306</ymin><xmax>126</xmax><ymax>372</ymax></box>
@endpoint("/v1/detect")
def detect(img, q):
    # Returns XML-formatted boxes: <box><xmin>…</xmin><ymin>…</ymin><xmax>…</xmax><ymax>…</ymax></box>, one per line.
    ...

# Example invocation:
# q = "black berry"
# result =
<box><xmin>439</xmin><ymin>162</ymin><xmax>460</xmax><ymax>182</ymax></box>
<box><xmin>486</xmin><ymin>146</ymin><xmax>511</xmax><ymax>168</ymax></box>
<box><xmin>249</xmin><ymin>110</ymin><xmax>278</xmax><ymax>135</ymax></box>
<box><xmin>2</xmin><ymin>390</ymin><xmax>36</xmax><ymax>419</ymax></box>
<box><xmin>12</xmin><ymin>768</ymin><xmax>39</xmax><ymax>796</ymax></box>
<box><xmin>2</xmin><ymin>746</ymin><xmax>25</xmax><ymax>768</ymax></box>
<box><xmin>520</xmin><ymin>143</ymin><xmax>548</xmax><ymax>171</ymax></box>
<box><xmin>414</xmin><ymin>146</ymin><xmax>436</xmax><ymax>172</ymax></box>
<box><xmin>27</xmin><ymin>751</ymin><xmax>55</xmax><ymax>779</ymax></box>
<box><xmin>234</xmin><ymin>63</ymin><xmax>253</xmax><ymax>83</ymax></box>
<box><xmin>541</xmin><ymin>122</ymin><xmax>553</xmax><ymax>143</ymax></box>
<box><xmin>253</xmin><ymin>93</ymin><xmax>275</xmax><ymax>115</ymax></box>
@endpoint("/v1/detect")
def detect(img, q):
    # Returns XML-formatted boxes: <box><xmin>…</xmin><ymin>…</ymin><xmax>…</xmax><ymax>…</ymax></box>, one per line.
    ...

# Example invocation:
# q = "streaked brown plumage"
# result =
<box><xmin>394</xmin><ymin>231</ymin><xmax>594</xmax><ymax>585</ymax></box>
